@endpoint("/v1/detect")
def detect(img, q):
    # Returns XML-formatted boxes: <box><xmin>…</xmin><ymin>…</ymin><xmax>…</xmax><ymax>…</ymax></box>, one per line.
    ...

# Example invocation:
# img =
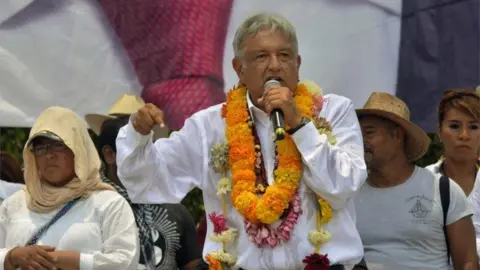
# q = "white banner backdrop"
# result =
<box><xmin>0</xmin><ymin>0</ymin><xmax>401</xmax><ymax>127</ymax></box>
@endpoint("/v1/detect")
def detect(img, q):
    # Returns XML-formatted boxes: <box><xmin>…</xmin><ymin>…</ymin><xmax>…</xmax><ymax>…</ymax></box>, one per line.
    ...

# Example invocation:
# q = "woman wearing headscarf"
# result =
<box><xmin>0</xmin><ymin>106</ymin><xmax>139</xmax><ymax>270</ymax></box>
<box><xmin>426</xmin><ymin>89</ymin><xmax>480</xmax><ymax>258</ymax></box>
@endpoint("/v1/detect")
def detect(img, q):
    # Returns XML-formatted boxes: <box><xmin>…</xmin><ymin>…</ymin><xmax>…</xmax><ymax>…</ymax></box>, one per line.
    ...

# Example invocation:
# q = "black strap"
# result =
<box><xmin>439</xmin><ymin>175</ymin><xmax>450</xmax><ymax>265</ymax></box>
<box><xmin>354</xmin><ymin>257</ymin><xmax>369</xmax><ymax>269</ymax></box>
<box><xmin>287</xmin><ymin>117</ymin><xmax>310</xmax><ymax>135</ymax></box>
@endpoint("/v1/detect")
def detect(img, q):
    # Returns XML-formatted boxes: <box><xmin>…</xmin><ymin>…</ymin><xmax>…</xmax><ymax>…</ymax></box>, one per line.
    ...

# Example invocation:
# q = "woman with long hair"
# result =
<box><xmin>0</xmin><ymin>106</ymin><xmax>139</xmax><ymax>270</ymax></box>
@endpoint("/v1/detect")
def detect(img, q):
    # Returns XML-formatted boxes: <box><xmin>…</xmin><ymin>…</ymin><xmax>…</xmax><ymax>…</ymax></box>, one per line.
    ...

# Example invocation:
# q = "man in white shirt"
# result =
<box><xmin>355</xmin><ymin>92</ymin><xmax>478</xmax><ymax>270</ymax></box>
<box><xmin>116</xmin><ymin>12</ymin><xmax>367</xmax><ymax>270</ymax></box>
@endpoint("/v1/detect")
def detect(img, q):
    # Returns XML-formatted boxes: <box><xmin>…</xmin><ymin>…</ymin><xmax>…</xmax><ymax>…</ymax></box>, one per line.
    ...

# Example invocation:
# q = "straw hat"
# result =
<box><xmin>85</xmin><ymin>94</ymin><xmax>168</xmax><ymax>139</ymax></box>
<box><xmin>356</xmin><ymin>92</ymin><xmax>431</xmax><ymax>161</ymax></box>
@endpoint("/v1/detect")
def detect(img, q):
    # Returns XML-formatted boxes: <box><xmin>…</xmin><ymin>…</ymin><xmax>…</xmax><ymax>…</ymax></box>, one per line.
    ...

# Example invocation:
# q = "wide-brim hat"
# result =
<box><xmin>356</xmin><ymin>92</ymin><xmax>431</xmax><ymax>162</ymax></box>
<box><xmin>85</xmin><ymin>94</ymin><xmax>169</xmax><ymax>139</ymax></box>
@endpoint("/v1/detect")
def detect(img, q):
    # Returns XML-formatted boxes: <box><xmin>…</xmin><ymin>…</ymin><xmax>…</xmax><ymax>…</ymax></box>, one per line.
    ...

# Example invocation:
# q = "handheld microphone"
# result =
<box><xmin>264</xmin><ymin>79</ymin><xmax>286</xmax><ymax>141</ymax></box>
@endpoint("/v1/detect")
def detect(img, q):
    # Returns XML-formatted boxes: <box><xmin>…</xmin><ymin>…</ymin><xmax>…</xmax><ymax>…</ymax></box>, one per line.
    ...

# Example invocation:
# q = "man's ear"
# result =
<box><xmin>232</xmin><ymin>57</ymin><xmax>245</xmax><ymax>85</ymax></box>
<box><xmin>296</xmin><ymin>55</ymin><xmax>302</xmax><ymax>74</ymax></box>
<box><xmin>101</xmin><ymin>145</ymin><xmax>116</xmax><ymax>165</ymax></box>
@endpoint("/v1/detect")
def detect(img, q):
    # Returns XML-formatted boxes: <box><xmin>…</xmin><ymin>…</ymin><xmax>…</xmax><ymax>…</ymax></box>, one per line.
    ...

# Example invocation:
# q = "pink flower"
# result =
<box><xmin>209</xmin><ymin>212</ymin><xmax>228</xmax><ymax>233</ymax></box>
<box><xmin>243</xmin><ymin>192</ymin><xmax>303</xmax><ymax>248</ymax></box>
<box><xmin>312</xmin><ymin>95</ymin><xmax>325</xmax><ymax>115</ymax></box>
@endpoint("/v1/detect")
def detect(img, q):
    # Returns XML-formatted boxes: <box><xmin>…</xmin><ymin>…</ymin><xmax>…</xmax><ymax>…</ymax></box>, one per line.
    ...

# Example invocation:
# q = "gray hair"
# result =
<box><xmin>232</xmin><ymin>13</ymin><xmax>298</xmax><ymax>58</ymax></box>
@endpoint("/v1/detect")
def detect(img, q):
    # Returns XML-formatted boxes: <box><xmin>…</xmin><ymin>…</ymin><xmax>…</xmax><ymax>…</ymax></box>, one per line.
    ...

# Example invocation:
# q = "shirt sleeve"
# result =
<box><xmin>446</xmin><ymin>179</ymin><xmax>474</xmax><ymax>225</ymax></box>
<box><xmin>472</xmin><ymin>194</ymin><xmax>480</xmax><ymax>258</ymax></box>
<box><xmin>0</xmin><ymin>182</ymin><xmax>23</xmax><ymax>202</ymax></box>
<box><xmin>174</xmin><ymin>205</ymin><xmax>202</xmax><ymax>268</ymax></box>
<box><xmin>116</xmin><ymin>114</ymin><xmax>208</xmax><ymax>204</ymax></box>
<box><xmin>80</xmin><ymin>194</ymin><xmax>140</xmax><ymax>270</ymax></box>
<box><xmin>0</xmin><ymin>200</ymin><xmax>10</xmax><ymax>270</ymax></box>
<box><xmin>291</xmin><ymin>95</ymin><xmax>367</xmax><ymax>210</ymax></box>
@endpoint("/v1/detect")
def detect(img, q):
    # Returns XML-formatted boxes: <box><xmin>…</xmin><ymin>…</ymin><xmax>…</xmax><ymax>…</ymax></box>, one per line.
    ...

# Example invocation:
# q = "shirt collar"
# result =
<box><xmin>246</xmin><ymin>90</ymin><xmax>270</xmax><ymax>127</ymax></box>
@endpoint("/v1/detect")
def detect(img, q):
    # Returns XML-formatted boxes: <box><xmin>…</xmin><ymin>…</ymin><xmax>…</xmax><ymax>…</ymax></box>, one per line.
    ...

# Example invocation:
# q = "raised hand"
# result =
<box><xmin>257</xmin><ymin>85</ymin><xmax>302</xmax><ymax>129</ymax></box>
<box><xmin>132</xmin><ymin>103</ymin><xmax>165</xmax><ymax>135</ymax></box>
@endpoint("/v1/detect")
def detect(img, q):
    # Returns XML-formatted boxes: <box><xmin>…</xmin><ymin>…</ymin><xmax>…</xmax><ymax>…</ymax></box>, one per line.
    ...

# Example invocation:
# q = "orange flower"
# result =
<box><xmin>231</xmin><ymin>159</ymin><xmax>253</xmax><ymax>173</ymax></box>
<box><xmin>260</xmin><ymin>192</ymin><xmax>289</xmax><ymax>213</ymax></box>
<box><xmin>232</xmin><ymin>170</ymin><xmax>256</xmax><ymax>183</ymax></box>
<box><xmin>231</xmin><ymin>180</ymin><xmax>255</xmax><ymax>194</ymax></box>
<box><xmin>206</xmin><ymin>254</ymin><xmax>223</xmax><ymax>270</ymax></box>
<box><xmin>226</xmin><ymin>110</ymin><xmax>249</xmax><ymax>126</ymax></box>
<box><xmin>221</xmin><ymin>104</ymin><xmax>228</xmax><ymax>118</ymax></box>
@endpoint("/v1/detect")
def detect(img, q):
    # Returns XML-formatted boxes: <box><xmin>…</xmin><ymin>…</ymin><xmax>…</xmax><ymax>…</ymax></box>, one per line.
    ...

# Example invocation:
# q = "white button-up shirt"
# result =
<box><xmin>116</xmin><ymin>92</ymin><xmax>367</xmax><ymax>270</ymax></box>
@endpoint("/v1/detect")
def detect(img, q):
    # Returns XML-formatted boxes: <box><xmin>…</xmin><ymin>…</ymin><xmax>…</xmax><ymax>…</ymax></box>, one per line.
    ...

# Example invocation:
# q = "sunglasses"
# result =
<box><xmin>30</xmin><ymin>142</ymin><xmax>68</xmax><ymax>156</ymax></box>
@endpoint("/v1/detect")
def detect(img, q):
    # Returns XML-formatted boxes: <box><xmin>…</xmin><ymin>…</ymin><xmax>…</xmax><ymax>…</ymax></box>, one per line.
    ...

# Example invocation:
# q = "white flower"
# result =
<box><xmin>216</xmin><ymin>177</ymin><xmax>232</xmax><ymax>196</ymax></box>
<box><xmin>209</xmin><ymin>250</ymin><xmax>237</xmax><ymax>265</ymax></box>
<box><xmin>208</xmin><ymin>228</ymin><xmax>238</xmax><ymax>243</ymax></box>
<box><xmin>308</xmin><ymin>228</ymin><xmax>332</xmax><ymax>246</ymax></box>
<box><xmin>318</xmin><ymin>128</ymin><xmax>337</xmax><ymax>145</ymax></box>
<box><xmin>300</xmin><ymin>80</ymin><xmax>323</xmax><ymax>96</ymax></box>
<box><xmin>211</xmin><ymin>143</ymin><xmax>229</xmax><ymax>173</ymax></box>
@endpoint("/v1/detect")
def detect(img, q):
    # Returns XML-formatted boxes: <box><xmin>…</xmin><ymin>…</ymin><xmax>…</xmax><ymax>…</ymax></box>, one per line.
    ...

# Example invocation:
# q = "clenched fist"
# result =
<box><xmin>132</xmin><ymin>104</ymin><xmax>165</xmax><ymax>136</ymax></box>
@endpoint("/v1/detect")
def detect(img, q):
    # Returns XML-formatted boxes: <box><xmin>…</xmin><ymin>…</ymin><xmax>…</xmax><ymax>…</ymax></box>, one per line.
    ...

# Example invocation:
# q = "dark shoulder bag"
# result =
<box><xmin>439</xmin><ymin>175</ymin><xmax>451</xmax><ymax>265</ymax></box>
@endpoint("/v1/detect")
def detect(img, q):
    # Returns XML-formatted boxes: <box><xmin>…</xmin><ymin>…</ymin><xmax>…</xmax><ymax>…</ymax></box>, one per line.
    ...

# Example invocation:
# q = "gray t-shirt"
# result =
<box><xmin>355</xmin><ymin>166</ymin><xmax>474</xmax><ymax>270</ymax></box>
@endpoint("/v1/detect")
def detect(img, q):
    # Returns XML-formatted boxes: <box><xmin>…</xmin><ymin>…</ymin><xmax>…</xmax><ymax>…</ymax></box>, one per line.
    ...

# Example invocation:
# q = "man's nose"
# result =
<box><xmin>267</xmin><ymin>55</ymin><xmax>281</xmax><ymax>71</ymax></box>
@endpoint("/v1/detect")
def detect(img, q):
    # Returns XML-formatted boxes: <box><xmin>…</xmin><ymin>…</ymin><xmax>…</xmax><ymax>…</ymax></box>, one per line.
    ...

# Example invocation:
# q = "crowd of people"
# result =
<box><xmin>0</xmin><ymin>12</ymin><xmax>479</xmax><ymax>270</ymax></box>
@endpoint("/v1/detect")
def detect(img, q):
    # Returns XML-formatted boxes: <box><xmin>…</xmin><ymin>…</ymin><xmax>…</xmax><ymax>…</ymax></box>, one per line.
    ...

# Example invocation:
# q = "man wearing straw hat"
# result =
<box><xmin>354</xmin><ymin>92</ymin><xmax>478</xmax><ymax>269</ymax></box>
<box><xmin>85</xmin><ymin>94</ymin><xmax>202</xmax><ymax>270</ymax></box>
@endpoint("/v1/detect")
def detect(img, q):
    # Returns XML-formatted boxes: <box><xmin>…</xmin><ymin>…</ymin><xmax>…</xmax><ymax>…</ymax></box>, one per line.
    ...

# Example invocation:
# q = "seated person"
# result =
<box><xmin>0</xmin><ymin>106</ymin><xmax>139</xmax><ymax>270</ymax></box>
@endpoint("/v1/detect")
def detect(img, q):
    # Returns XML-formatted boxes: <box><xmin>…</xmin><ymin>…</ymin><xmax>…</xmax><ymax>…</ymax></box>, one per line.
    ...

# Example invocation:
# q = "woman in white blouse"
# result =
<box><xmin>0</xmin><ymin>106</ymin><xmax>139</xmax><ymax>270</ymax></box>
<box><xmin>426</xmin><ymin>89</ymin><xmax>480</xmax><ymax>256</ymax></box>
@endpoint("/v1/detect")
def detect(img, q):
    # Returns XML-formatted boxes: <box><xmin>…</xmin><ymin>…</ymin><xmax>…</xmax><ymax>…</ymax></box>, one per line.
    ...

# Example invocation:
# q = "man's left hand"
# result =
<box><xmin>257</xmin><ymin>86</ymin><xmax>303</xmax><ymax>129</ymax></box>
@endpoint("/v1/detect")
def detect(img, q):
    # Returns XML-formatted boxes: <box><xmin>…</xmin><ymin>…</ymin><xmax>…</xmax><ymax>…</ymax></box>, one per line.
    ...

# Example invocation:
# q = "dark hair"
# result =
<box><xmin>95</xmin><ymin>116</ymin><xmax>130</xmax><ymax>163</ymax></box>
<box><xmin>438</xmin><ymin>89</ymin><xmax>480</xmax><ymax>127</ymax></box>
<box><xmin>0</xmin><ymin>151</ymin><xmax>25</xmax><ymax>184</ymax></box>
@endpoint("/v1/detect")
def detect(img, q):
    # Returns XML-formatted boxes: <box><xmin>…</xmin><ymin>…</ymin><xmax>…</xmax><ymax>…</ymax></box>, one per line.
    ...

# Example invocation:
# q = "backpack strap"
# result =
<box><xmin>439</xmin><ymin>175</ymin><xmax>450</xmax><ymax>264</ymax></box>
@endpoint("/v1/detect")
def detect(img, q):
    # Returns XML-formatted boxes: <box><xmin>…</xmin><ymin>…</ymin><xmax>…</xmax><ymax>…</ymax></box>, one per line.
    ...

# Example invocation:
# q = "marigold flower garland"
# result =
<box><xmin>224</xmin><ymin>83</ymin><xmax>317</xmax><ymax>225</ymax></box>
<box><xmin>206</xmin><ymin>81</ymin><xmax>336</xmax><ymax>269</ymax></box>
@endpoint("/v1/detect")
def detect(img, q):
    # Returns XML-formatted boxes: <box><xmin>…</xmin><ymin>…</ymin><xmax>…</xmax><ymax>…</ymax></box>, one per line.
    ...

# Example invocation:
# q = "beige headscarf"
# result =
<box><xmin>23</xmin><ymin>106</ymin><xmax>114</xmax><ymax>213</ymax></box>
